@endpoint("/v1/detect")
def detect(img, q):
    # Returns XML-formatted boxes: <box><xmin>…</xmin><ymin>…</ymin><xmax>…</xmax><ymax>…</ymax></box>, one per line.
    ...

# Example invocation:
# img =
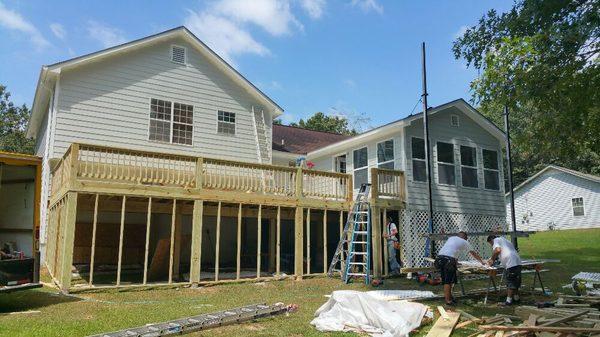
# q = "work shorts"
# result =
<box><xmin>506</xmin><ymin>265</ymin><xmax>522</xmax><ymax>290</ymax></box>
<box><xmin>434</xmin><ymin>255</ymin><xmax>458</xmax><ymax>285</ymax></box>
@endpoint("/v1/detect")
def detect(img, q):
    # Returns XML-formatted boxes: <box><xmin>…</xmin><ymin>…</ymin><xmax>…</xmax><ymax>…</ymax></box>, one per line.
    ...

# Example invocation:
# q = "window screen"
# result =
<box><xmin>437</xmin><ymin>142</ymin><xmax>455</xmax><ymax>185</ymax></box>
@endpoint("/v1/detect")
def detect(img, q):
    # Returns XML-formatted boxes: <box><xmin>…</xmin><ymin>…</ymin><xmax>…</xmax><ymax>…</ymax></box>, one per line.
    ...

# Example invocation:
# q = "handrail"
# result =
<box><xmin>371</xmin><ymin>167</ymin><xmax>405</xmax><ymax>201</ymax></box>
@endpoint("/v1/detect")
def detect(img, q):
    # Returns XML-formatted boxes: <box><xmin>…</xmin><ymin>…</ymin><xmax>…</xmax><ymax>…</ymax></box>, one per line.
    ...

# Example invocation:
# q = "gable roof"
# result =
<box><xmin>308</xmin><ymin>98</ymin><xmax>506</xmax><ymax>158</ymax></box>
<box><xmin>510</xmin><ymin>165</ymin><xmax>600</xmax><ymax>195</ymax></box>
<box><xmin>26</xmin><ymin>26</ymin><xmax>283</xmax><ymax>138</ymax></box>
<box><xmin>272</xmin><ymin>124</ymin><xmax>351</xmax><ymax>155</ymax></box>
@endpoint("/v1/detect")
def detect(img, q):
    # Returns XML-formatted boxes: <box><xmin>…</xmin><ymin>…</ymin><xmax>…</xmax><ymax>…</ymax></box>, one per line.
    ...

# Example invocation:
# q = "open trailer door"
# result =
<box><xmin>0</xmin><ymin>151</ymin><xmax>41</xmax><ymax>293</ymax></box>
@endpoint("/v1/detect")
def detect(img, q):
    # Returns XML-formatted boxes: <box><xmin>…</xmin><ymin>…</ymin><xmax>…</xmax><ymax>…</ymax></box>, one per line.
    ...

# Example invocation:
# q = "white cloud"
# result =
<box><xmin>87</xmin><ymin>21</ymin><xmax>127</xmax><ymax>48</ymax></box>
<box><xmin>0</xmin><ymin>2</ymin><xmax>50</xmax><ymax>49</ymax></box>
<box><xmin>350</xmin><ymin>0</ymin><xmax>383</xmax><ymax>15</ymax></box>
<box><xmin>185</xmin><ymin>11</ymin><xmax>270</xmax><ymax>65</ymax></box>
<box><xmin>454</xmin><ymin>25</ymin><xmax>468</xmax><ymax>39</ymax></box>
<box><xmin>50</xmin><ymin>23</ymin><xmax>66</xmax><ymax>40</ymax></box>
<box><xmin>278</xmin><ymin>112</ymin><xmax>298</xmax><ymax>124</ymax></box>
<box><xmin>212</xmin><ymin>0</ymin><xmax>302</xmax><ymax>36</ymax></box>
<box><xmin>300</xmin><ymin>0</ymin><xmax>326</xmax><ymax>19</ymax></box>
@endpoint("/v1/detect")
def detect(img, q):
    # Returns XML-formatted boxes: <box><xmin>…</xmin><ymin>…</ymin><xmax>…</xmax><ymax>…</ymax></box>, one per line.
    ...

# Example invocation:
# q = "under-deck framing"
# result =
<box><xmin>45</xmin><ymin>143</ymin><xmax>405</xmax><ymax>292</ymax></box>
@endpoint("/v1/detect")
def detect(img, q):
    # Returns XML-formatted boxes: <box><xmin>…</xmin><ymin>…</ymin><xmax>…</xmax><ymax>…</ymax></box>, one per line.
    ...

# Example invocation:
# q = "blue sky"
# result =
<box><xmin>0</xmin><ymin>0</ymin><xmax>512</xmax><ymax>130</ymax></box>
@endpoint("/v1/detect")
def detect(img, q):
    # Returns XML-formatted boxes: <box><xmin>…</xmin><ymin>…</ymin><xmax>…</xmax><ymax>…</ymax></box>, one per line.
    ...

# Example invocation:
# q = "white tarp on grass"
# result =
<box><xmin>311</xmin><ymin>290</ymin><xmax>429</xmax><ymax>337</ymax></box>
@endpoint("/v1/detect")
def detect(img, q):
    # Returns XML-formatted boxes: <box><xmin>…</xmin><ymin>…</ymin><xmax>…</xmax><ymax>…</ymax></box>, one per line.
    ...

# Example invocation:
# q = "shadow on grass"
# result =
<box><xmin>0</xmin><ymin>288</ymin><xmax>80</xmax><ymax>314</ymax></box>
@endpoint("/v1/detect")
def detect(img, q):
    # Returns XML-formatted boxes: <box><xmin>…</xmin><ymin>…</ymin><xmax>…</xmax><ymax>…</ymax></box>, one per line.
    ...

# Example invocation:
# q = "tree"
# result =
<box><xmin>289</xmin><ymin>112</ymin><xmax>359</xmax><ymax>135</ymax></box>
<box><xmin>0</xmin><ymin>85</ymin><xmax>34</xmax><ymax>154</ymax></box>
<box><xmin>453</xmin><ymin>0</ymin><xmax>600</xmax><ymax>184</ymax></box>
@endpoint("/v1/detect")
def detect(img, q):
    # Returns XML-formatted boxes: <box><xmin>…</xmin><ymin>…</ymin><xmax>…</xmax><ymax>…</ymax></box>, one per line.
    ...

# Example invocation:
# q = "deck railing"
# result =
<box><xmin>51</xmin><ymin>143</ymin><xmax>358</xmax><ymax>203</ymax></box>
<box><xmin>371</xmin><ymin>167</ymin><xmax>405</xmax><ymax>201</ymax></box>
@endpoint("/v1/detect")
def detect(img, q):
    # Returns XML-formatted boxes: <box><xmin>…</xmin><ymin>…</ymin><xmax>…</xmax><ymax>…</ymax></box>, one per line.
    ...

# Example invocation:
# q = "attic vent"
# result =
<box><xmin>171</xmin><ymin>45</ymin><xmax>186</xmax><ymax>64</ymax></box>
<box><xmin>450</xmin><ymin>114</ymin><xmax>460</xmax><ymax>127</ymax></box>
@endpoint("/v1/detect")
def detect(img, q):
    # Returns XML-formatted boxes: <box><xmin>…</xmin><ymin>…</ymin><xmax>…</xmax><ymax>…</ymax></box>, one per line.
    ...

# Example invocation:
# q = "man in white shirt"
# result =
<box><xmin>487</xmin><ymin>235</ymin><xmax>522</xmax><ymax>305</ymax></box>
<box><xmin>382</xmin><ymin>216</ymin><xmax>401</xmax><ymax>275</ymax></box>
<box><xmin>434</xmin><ymin>231</ymin><xmax>485</xmax><ymax>305</ymax></box>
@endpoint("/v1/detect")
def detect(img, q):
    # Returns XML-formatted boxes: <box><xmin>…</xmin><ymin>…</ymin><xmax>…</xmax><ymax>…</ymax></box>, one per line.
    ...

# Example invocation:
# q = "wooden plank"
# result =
<box><xmin>143</xmin><ymin>197</ymin><xmax>152</xmax><ymax>285</ymax></box>
<box><xmin>479</xmin><ymin>326</ymin><xmax>600</xmax><ymax>333</ymax></box>
<box><xmin>276</xmin><ymin>206</ymin><xmax>281</xmax><ymax>276</ymax></box>
<box><xmin>294</xmin><ymin>207</ymin><xmax>304</xmax><ymax>278</ymax></box>
<box><xmin>88</xmin><ymin>194</ymin><xmax>99</xmax><ymax>286</ymax></box>
<box><xmin>172</xmin><ymin>202</ymin><xmax>183</xmax><ymax>281</ymax></box>
<box><xmin>215</xmin><ymin>202</ymin><xmax>221</xmax><ymax>281</ymax></box>
<box><xmin>371</xmin><ymin>206</ymin><xmax>382</xmax><ymax>278</ymax></box>
<box><xmin>383</xmin><ymin>208</ymin><xmax>388</xmax><ymax>276</ymax></box>
<box><xmin>189</xmin><ymin>200</ymin><xmax>203</xmax><ymax>284</ymax></box>
<box><xmin>438</xmin><ymin>306</ymin><xmax>450</xmax><ymax>320</ymax></box>
<box><xmin>426</xmin><ymin>311</ymin><xmax>460</xmax><ymax>337</ymax></box>
<box><xmin>306</xmin><ymin>208</ymin><xmax>311</xmax><ymax>274</ymax></box>
<box><xmin>116</xmin><ymin>196</ymin><xmax>126</xmax><ymax>287</ymax></box>
<box><xmin>236</xmin><ymin>203</ymin><xmax>242</xmax><ymax>280</ymax></box>
<box><xmin>323</xmin><ymin>209</ymin><xmax>327</xmax><ymax>274</ymax></box>
<box><xmin>168</xmin><ymin>199</ymin><xmax>176</xmax><ymax>284</ymax></box>
<box><xmin>59</xmin><ymin>192</ymin><xmax>78</xmax><ymax>292</ymax></box>
<box><xmin>256</xmin><ymin>205</ymin><xmax>262</xmax><ymax>278</ymax></box>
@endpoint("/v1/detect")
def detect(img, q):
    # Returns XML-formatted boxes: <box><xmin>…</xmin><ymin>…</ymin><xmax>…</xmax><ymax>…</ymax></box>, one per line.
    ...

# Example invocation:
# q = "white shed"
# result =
<box><xmin>507</xmin><ymin>165</ymin><xmax>600</xmax><ymax>231</ymax></box>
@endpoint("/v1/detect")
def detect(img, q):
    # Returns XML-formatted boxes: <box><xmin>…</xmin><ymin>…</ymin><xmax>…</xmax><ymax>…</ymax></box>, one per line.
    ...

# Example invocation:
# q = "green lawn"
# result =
<box><xmin>1</xmin><ymin>228</ymin><xmax>599</xmax><ymax>337</ymax></box>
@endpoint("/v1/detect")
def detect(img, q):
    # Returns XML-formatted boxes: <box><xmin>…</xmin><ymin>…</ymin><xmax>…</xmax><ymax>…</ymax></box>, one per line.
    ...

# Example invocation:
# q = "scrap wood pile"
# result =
<box><xmin>448</xmin><ymin>296</ymin><xmax>600</xmax><ymax>337</ymax></box>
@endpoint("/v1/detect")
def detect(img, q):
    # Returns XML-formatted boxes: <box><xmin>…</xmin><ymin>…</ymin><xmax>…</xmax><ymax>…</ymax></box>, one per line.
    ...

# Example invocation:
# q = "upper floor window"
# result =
<box><xmin>460</xmin><ymin>145</ymin><xmax>478</xmax><ymax>188</ymax></box>
<box><xmin>353</xmin><ymin>147</ymin><xmax>368</xmax><ymax>188</ymax></box>
<box><xmin>217</xmin><ymin>111</ymin><xmax>236</xmax><ymax>135</ymax></box>
<box><xmin>149</xmin><ymin>98</ymin><xmax>193</xmax><ymax>145</ymax></box>
<box><xmin>437</xmin><ymin>141</ymin><xmax>455</xmax><ymax>185</ymax></box>
<box><xmin>572</xmin><ymin>197</ymin><xmax>585</xmax><ymax>216</ymax></box>
<box><xmin>377</xmin><ymin>139</ymin><xmax>394</xmax><ymax>170</ymax></box>
<box><xmin>411</xmin><ymin>137</ymin><xmax>426</xmax><ymax>182</ymax></box>
<box><xmin>483</xmin><ymin>149</ymin><xmax>500</xmax><ymax>190</ymax></box>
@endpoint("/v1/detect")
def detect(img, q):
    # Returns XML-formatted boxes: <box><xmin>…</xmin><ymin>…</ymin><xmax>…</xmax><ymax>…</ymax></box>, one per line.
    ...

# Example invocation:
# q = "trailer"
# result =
<box><xmin>0</xmin><ymin>151</ymin><xmax>41</xmax><ymax>293</ymax></box>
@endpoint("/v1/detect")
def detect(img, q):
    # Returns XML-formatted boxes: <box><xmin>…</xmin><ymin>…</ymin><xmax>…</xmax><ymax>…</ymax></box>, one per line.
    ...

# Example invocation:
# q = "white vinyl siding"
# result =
<box><xmin>51</xmin><ymin>37</ymin><xmax>268</xmax><ymax>163</ymax></box>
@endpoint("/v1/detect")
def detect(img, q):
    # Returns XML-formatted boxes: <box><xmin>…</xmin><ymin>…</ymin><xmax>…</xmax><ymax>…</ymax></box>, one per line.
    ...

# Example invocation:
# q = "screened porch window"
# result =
<box><xmin>483</xmin><ymin>149</ymin><xmax>500</xmax><ymax>190</ymax></box>
<box><xmin>411</xmin><ymin>137</ymin><xmax>426</xmax><ymax>182</ymax></box>
<box><xmin>437</xmin><ymin>141</ymin><xmax>455</xmax><ymax>185</ymax></box>
<box><xmin>460</xmin><ymin>145</ymin><xmax>478</xmax><ymax>188</ymax></box>
<box><xmin>353</xmin><ymin>147</ymin><xmax>368</xmax><ymax>188</ymax></box>
<box><xmin>377</xmin><ymin>139</ymin><xmax>394</xmax><ymax>170</ymax></box>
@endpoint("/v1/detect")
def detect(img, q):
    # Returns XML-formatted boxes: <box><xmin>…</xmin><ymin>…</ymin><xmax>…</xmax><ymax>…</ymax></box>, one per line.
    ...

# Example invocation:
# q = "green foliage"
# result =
<box><xmin>288</xmin><ymin>112</ymin><xmax>358</xmax><ymax>135</ymax></box>
<box><xmin>453</xmin><ymin>0</ymin><xmax>600</xmax><ymax>184</ymax></box>
<box><xmin>0</xmin><ymin>85</ymin><xmax>34</xmax><ymax>154</ymax></box>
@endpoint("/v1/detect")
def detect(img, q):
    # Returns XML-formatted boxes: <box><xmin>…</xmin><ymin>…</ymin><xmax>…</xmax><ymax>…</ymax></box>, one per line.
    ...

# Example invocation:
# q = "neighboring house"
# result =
<box><xmin>507</xmin><ymin>165</ymin><xmax>600</xmax><ymax>231</ymax></box>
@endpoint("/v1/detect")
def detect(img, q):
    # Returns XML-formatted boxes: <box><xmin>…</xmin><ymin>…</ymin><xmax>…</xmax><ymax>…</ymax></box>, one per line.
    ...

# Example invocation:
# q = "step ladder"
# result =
<box><xmin>327</xmin><ymin>183</ymin><xmax>372</xmax><ymax>284</ymax></box>
<box><xmin>88</xmin><ymin>303</ymin><xmax>290</xmax><ymax>337</ymax></box>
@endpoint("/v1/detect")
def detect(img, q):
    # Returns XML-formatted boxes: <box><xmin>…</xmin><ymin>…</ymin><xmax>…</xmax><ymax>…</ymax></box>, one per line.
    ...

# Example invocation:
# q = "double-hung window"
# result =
<box><xmin>483</xmin><ymin>149</ymin><xmax>500</xmax><ymax>190</ymax></box>
<box><xmin>460</xmin><ymin>145</ymin><xmax>478</xmax><ymax>188</ymax></box>
<box><xmin>149</xmin><ymin>98</ymin><xmax>193</xmax><ymax>145</ymax></box>
<box><xmin>353</xmin><ymin>147</ymin><xmax>368</xmax><ymax>188</ymax></box>
<box><xmin>377</xmin><ymin>140</ymin><xmax>394</xmax><ymax>170</ymax></box>
<box><xmin>411</xmin><ymin>137</ymin><xmax>427</xmax><ymax>182</ymax></box>
<box><xmin>572</xmin><ymin>197</ymin><xmax>585</xmax><ymax>216</ymax></box>
<box><xmin>437</xmin><ymin>142</ymin><xmax>455</xmax><ymax>185</ymax></box>
<box><xmin>217</xmin><ymin>111</ymin><xmax>236</xmax><ymax>135</ymax></box>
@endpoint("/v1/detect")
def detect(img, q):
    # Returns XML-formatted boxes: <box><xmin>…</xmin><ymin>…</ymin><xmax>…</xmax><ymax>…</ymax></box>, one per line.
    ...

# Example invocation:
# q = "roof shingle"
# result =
<box><xmin>272</xmin><ymin>124</ymin><xmax>351</xmax><ymax>155</ymax></box>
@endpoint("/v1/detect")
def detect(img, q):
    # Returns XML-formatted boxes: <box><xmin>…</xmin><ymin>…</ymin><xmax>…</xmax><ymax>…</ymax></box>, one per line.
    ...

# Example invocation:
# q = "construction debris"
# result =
<box><xmin>425</xmin><ymin>309</ymin><xmax>460</xmax><ymax>337</ymax></box>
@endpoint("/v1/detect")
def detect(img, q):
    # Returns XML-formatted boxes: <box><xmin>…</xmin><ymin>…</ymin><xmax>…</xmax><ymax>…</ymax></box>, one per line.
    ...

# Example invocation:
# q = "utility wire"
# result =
<box><xmin>409</xmin><ymin>97</ymin><xmax>423</xmax><ymax>116</ymax></box>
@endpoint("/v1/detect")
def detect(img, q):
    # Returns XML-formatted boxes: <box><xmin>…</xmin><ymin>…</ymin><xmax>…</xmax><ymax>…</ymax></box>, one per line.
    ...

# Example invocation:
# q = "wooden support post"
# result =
<box><xmin>88</xmin><ymin>194</ymin><xmax>99</xmax><ymax>286</ymax></box>
<box><xmin>116</xmin><ymin>195</ymin><xmax>126</xmax><ymax>287</ymax></box>
<box><xmin>69</xmin><ymin>144</ymin><xmax>79</xmax><ymax>189</ymax></box>
<box><xmin>173</xmin><ymin>202</ymin><xmax>183</xmax><ymax>281</ymax></box>
<box><xmin>189</xmin><ymin>200</ymin><xmax>203</xmax><ymax>284</ymax></box>
<box><xmin>59</xmin><ymin>192</ymin><xmax>78</xmax><ymax>292</ymax></box>
<box><xmin>306</xmin><ymin>208</ymin><xmax>311</xmax><ymax>275</ymax></box>
<box><xmin>236</xmin><ymin>203</ymin><xmax>242</xmax><ymax>280</ymax></box>
<box><xmin>339</xmin><ymin>210</ymin><xmax>345</xmax><ymax>272</ymax></box>
<box><xmin>215</xmin><ymin>202</ymin><xmax>221</xmax><ymax>281</ymax></box>
<box><xmin>143</xmin><ymin>197</ymin><xmax>152</xmax><ymax>285</ymax></box>
<box><xmin>168</xmin><ymin>199</ymin><xmax>176</xmax><ymax>284</ymax></box>
<box><xmin>276</xmin><ymin>206</ymin><xmax>281</xmax><ymax>276</ymax></box>
<box><xmin>323</xmin><ymin>209</ymin><xmax>328</xmax><ymax>274</ymax></box>
<box><xmin>382</xmin><ymin>208</ymin><xmax>388</xmax><ymax>276</ymax></box>
<box><xmin>295</xmin><ymin>167</ymin><xmax>303</xmax><ymax>199</ymax></box>
<box><xmin>256</xmin><ymin>205</ymin><xmax>262</xmax><ymax>278</ymax></box>
<box><xmin>371</xmin><ymin>206</ymin><xmax>382</xmax><ymax>279</ymax></box>
<box><xmin>195</xmin><ymin>157</ymin><xmax>203</xmax><ymax>191</ymax></box>
<box><xmin>268</xmin><ymin>216</ymin><xmax>276</xmax><ymax>273</ymax></box>
<box><xmin>294</xmin><ymin>207</ymin><xmax>304</xmax><ymax>279</ymax></box>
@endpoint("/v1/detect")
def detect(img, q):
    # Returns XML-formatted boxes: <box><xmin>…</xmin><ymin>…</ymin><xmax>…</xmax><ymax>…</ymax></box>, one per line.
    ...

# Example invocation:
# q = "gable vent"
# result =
<box><xmin>171</xmin><ymin>45</ymin><xmax>186</xmax><ymax>64</ymax></box>
<box><xmin>450</xmin><ymin>114</ymin><xmax>460</xmax><ymax>127</ymax></box>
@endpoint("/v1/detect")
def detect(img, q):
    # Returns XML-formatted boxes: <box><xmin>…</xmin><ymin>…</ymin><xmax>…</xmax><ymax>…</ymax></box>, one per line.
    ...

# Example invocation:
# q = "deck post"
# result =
<box><xmin>256</xmin><ymin>205</ymin><xmax>262</xmax><ymax>278</ymax></box>
<box><xmin>294</xmin><ymin>206</ymin><xmax>304</xmax><ymax>279</ymax></box>
<box><xmin>173</xmin><ymin>202</ymin><xmax>183</xmax><ymax>281</ymax></box>
<box><xmin>306</xmin><ymin>208</ymin><xmax>311</xmax><ymax>275</ymax></box>
<box><xmin>88</xmin><ymin>194</ymin><xmax>99</xmax><ymax>286</ymax></box>
<box><xmin>215</xmin><ymin>202</ymin><xmax>221</xmax><ymax>281</ymax></box>
<box><xmin>295</xmin><ymin>167</ymin><xmax>303</xmax><ymax>198</ymax></box>
<box><xmin>268</xmin><ymin>215</ymin><xmax>276</xmax><ymax>273</ymax></box>
<box><xmin>168</xmin><ymin>199</ymin><xmax>176</xmax><ymax>284</ymax></box>
<box><xmin>116</xmin><ymin>196</ymin><xmax>126</xmax><ymax>287</ymax></box>
<box><xmin>322</xmin><ymin>209</ymin><xmax>328</xmax><ymax>274</ymax></box>
<box><xmin>189</xmin><ymin>200</ymin><xmax>203</xmax><ymax>285</ymax></box>
<box><xmin>195</xmin><ymin>157</ymin><xmax>204</xmax><ymax>191</ymax></box>
<box><xmin>143</xmin><ymin>197</ymin><xmax>152</xmax><ymax>285</ymax></box>
<box><xmin>382</xmin><ymin>208</ymin><xmax>388</xmax><ymax>276</ymax></box>
<box><xmin>276</xmin><ymin>206</ymin><xmax>281</xmax><ymax>276</ymax></box>
<box><xmin>59</xmin><ymin>192</ymin><xmax>78</xmax><ymax>292</ymax></box>
<box><xmin>339</xmin><ymin>210</ymin><xmax>345</xmax><ymax>272</ymax></box>
<box><xmin>236</xmin><ymin>203</ymin><xmax>242</xmax><ymax>280</ymax></box>
<box><xmin>69</xmin><ymin>143</ymin><xmax>79</xmax><ymax>189</ymax></box>
<box><xmin>371</xmin><ymin>205</ymin><xmax>382</xmax><ymax>279</ymax></box>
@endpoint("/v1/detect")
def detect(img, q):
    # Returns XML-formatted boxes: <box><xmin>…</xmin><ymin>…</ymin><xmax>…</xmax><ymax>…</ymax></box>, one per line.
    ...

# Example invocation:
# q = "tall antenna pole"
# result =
<box><xmin>503</xmin><ymin>105</ymin><xmax>518</xmax><ymax>250</ymax></box>
<box><xmin>421</xmin><ymin>42</ymin><xmax>435</xmax><ymax>256</ymax></box>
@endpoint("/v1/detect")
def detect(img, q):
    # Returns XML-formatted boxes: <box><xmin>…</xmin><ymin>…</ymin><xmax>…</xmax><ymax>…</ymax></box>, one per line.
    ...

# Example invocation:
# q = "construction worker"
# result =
<box><xmin>486</xmin><ymin>235</ymin><xmax>522</xmax><ymax>305</ymax></box>
<box><xmin>435</xmin><ymin>231</ymin><xmax>485</xmax><ymax>306</ymax></box>
<box><xmin>382</xmin><ymin>216</ymin><xmax>401</xmax><ymax>275</ymax></box>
